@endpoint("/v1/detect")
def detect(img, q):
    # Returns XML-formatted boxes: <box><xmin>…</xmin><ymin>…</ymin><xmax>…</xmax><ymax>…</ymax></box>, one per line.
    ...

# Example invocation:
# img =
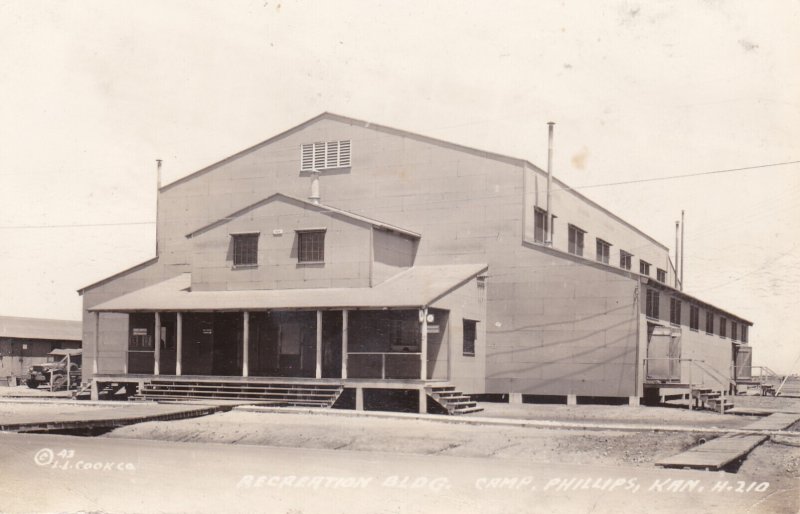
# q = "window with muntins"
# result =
<box><xmin>657</xmin><ymin>268</ymin><xmax>666</xmax><ymax>283</ymax></box>
<box><xmin>640</xmin><ymin>260</ymin><xmax>651</xmax><ymax>276</ymax></box>
<box><xmin>297</xmin><ymin>230</ymin><xmax>326</xmax><ymax>263</ymax></box>
<box><xmin>670</xmin><ymin>298</ymin><xmax>681</xmax><ymax>326</ymax></box>
<box><xmin>646</xmin><ymin>289</ymin><xmax>660</xmax><ymax>319</ymax></box>
<box><xmin>300</xmin><ymin>140</ymin><xmax>351</xmax><ymax>171</ymax></box>
<box><xmin>689</xmin><ymin>305</ymin><xmax>699</xmax><ymax>331</ymax></box>
<box><xmin>706</xmin><ymin>311</ymin><xmax>714</xmax><ymax>335</ymax></box>
<box><xmin>719</xmin><ymin>317</ymin><xmax>727</xmax><ymax>338</ymax></box>
<box><xmin>568</xmin><ymin>225</ymin><xmax>585</xmax><ymax>256</ymax></box>
<box><xmin>534</xmin><ymin>207</ymin><xmax>546</xmax><ymax>243</ymax></box>
<box><xmin>463</xmin><ymin>319</ymin><xmax>477</xmax><ymax>356</ymax></box>
<box><xmin>232</xmin><ymin>233</ymin><xmax>259</xmax><ymax>267</ymax></box>
<box><xmin>742</xmin><ymin>325</ymin><xmax>748</xmax><ymax>343</ymax></box>
<box><xmin>596</xmin><ymin>238</ymin><xmax>611</xmax><ymax>264</ymax></box>
<box><xmin>731</xmin><ymin>322</ymin><xmax>738</xmax><ymax>341</ymax></box>
<box><xmin>620</xmin><ymin>250</ymin><xmax>632</xmax><ymax>270</ymax></box>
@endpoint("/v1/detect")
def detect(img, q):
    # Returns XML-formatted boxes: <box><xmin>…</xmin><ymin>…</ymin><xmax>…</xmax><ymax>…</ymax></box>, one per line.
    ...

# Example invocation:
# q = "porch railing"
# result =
<box><xmin>347</xmin><ymin>352</ymin><xmax>422</xmax><ymax>380</ymax></box>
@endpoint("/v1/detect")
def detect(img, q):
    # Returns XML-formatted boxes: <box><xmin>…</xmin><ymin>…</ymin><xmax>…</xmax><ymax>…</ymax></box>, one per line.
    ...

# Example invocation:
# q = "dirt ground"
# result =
<box><xmin>107</xmin><ymin>409</ymin><xmax>708</xmax><ymax>468</ymax></box>
<box><xmin>105</xmin><ymin>396</ymin><xmax>800</xmax><ymax>481</ymax></box>
<box><xmin>0</xmin><ymin>385</ymin><xmax>73</xmax><ymax>398</ymax></box>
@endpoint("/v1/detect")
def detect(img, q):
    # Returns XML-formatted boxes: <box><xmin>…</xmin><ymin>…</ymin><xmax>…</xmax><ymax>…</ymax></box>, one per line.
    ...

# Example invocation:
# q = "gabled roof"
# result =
<box><xmin>77</xmin><ymin>257</ymin><xmax>159</xmax><ymax>295</ymax></box>
<box><xmin>161</xmin><ymin>112</ymin><xmax>668</xmax><ymax>251</ymax></box>
<box><xmin>89</xmin><ymin>263</ymin><xmax>487</xmax><ymax>312</ymax></box>
<box><xmin>0</xmin><ymin>316</ymin><xmax>82</xmax><ymax>341</ymax></box>
<box><xmin>185</xmin><ymin>192</ymin><xmax>420</xmax><ymax>240</ymax></box>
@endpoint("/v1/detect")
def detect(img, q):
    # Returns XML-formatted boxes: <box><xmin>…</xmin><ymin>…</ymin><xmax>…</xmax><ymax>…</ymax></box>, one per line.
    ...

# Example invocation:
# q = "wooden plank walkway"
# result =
<box><xmin>656</xmin><ymin>412</ymin><xmax>800</xmax><ymax>470</ymax></box>
<box><xmin>0</xmin><ymin>403</ymin><xmax>226</xmax><ymax>433</ymax></box>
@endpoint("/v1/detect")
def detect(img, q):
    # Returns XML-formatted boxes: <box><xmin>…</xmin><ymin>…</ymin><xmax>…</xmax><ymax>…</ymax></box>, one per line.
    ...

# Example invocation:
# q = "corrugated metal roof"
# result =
<box><xmin>89</xmin><ymin>264</ymin><xmax>487</xmax><ymax>312</ymax></box>
<box><xmin>0</xmin><ymin>316</ymin><xmax>82</xmax><ymax>341</ymax></box>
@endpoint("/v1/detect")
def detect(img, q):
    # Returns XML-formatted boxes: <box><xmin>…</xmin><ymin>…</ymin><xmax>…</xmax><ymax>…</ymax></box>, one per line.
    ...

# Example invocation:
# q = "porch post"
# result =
<box><xmin>315</xmin><ymin>310</ymin><xmax>322</xmax><ymax>379</ymax></box>
<box><xmin>341</xmin><ymin>310</ymin><xmax>348</xmax><ymax>379</ymax></box>
<box><xmin>92</xmin><ymin>312</ymin><xmax>100</xmax><ymax>375</ymax></box>
<box><xmin>242</xmin><ymin>311</ymin><xmax>249</xmax><ymax>378</ymax></box>
<box><xmin>420</xmin><ymin>307</ymin><xmax>428</xmax><ymax>380</ymax></box>
<box><xmin>154</xmin><ymin>311</ymin><xmax>161</xmax><ymax>375</ymax></box>
<box><xmin>176</xmin><ymin>312</ymin><xmax>183</xmax><ymax>376</ymax></box>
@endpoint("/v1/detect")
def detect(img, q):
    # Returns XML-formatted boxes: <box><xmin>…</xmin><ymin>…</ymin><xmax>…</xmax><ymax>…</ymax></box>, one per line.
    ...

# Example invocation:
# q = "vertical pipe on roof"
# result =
<box><xmin>680</xmin><ymin>210</ymin><xmax>685</xmax><ymax>291</ymax></box>
<box><xmin>675</xmin><ymin>221</ymin><xmax>680</xmax><ymax>289</ymax></box>
<box><xmin>546</xmin><ymin>122</ymin><xmax>555</xmax><ymax>245</ymax></box>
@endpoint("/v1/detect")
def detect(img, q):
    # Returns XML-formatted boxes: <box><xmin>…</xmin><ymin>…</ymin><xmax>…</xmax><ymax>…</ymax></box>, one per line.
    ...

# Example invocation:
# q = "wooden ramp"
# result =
<box><xmin>656</xmin><ymin>412</ymin><xmax>800</xmax><ymax>470</ymax></box>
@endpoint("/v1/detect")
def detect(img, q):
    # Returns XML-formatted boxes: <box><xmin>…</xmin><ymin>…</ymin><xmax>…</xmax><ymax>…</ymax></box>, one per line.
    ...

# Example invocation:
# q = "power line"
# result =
<box><xmin>553</xmin><ymin>160</ymin><xmax>800</xmax><ymax>192</ymax></box>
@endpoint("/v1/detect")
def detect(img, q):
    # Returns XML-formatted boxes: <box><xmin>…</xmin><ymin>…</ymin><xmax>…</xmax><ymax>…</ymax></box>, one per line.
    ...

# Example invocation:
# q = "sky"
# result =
<box><xmin>1</xmin><ymin>1</ymin><xmax>798</xmax><ymax>372</ymax></box>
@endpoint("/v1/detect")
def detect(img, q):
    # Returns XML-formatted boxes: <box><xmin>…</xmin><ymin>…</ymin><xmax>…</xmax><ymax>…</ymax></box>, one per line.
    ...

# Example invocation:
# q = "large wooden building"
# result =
<box><xmin>79</xmin><ymin>113</ymin><xmax>753</xmax><ymax>411</ymax></box>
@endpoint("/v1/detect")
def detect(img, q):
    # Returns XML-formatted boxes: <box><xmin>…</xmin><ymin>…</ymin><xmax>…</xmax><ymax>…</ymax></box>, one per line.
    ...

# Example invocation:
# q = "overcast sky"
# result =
<box><xmin>1</xmin><ymin>1</ymin><xmax>798</xmax><ymax>372</ymax></box>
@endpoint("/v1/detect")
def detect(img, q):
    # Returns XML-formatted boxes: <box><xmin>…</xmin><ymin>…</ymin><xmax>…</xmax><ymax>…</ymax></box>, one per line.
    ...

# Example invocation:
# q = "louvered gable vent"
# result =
<box><xmin>301</xmin><ymin>140</ymin><xmax>351</xmax><ymax>171</ymax></box>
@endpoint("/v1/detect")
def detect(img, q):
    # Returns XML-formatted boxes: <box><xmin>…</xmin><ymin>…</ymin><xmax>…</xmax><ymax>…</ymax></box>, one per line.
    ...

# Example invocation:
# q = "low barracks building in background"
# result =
<box><xmin>79</xmin><ymin>113</ymin><xmax>753</xmax><ymax>409</ymax></box>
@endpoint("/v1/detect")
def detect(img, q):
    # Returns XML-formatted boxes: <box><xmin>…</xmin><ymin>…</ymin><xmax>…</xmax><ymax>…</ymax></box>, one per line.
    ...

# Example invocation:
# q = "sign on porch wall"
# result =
<box><xmin>427</xmin><ymin>325</ymin><xmax>440</xmax><ymax>334</ymax></box>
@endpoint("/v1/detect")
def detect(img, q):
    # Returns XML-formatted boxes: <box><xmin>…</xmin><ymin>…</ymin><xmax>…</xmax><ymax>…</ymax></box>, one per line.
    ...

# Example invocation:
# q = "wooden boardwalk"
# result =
<box><xmin>0</xmin><ymin>403</ymin><xmax>226</xmax><ymax>433</ymax></box>
<box><xmin>656</xmin><ymin>412</ymin><xmax>800</xmax><ymax>470</ymax></box>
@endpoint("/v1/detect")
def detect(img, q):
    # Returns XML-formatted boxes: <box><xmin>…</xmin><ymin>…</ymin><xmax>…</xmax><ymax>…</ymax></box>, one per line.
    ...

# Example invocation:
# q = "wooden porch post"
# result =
<box><xmin>341</xmin><ymin>310</ymin><xmax>348</xmax><ymax>379</ymax></box>
<box><xmin>420</xmin><ymin>307</ymin><xmax>428</xmax><ymax>380</ymax></box>
<box><xmin>176</xmin><ymin>312</ymin><xmax>183</xmax><ymax>376</ymax></box>
<box><xmin>315</xmin><ymin>310</ymin><xmax>322</xmax><ymax>379</ymax></box>
<box><xmin>92</xmin><ymin>312</ymin><xmax>100</xmax><ymax>375</ymax></box>
<box><xmin>154</xmin><ymin>311</ymin><xmax>161</xmax><ymax>375</ymax></box>
<box><xmin>242</xmin><ymin>311</ymin><xmax>249</xmax><ymax>377</ymax></box>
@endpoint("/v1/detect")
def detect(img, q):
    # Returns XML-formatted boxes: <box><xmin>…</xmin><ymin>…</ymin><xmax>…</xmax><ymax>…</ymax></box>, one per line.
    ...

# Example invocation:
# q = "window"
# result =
<box><xmin>731</xmin><ymin>322</ymin><xmax>738</xmax><ymax>341</ymax></box>
<box><xmin>534</xmin><ymin>207</ymin><xmax>555</xmax><ymax>244</ymax></box>
<box><xmin>639</xmin><ymin>260</ymin><xmax>651</xmax><ymax>276</ymax></box>
<box><xmin>742</xmin><ymin>325</ymin><xmax>748</xmax><ymax>343</ymax></box>
<box><xmin>297</xmin><ymin>230</ymin><xmax>326</xmax><ymax>263</ymax></box>
<box><xmin>646</xmin><ymin>289</ymin><xmax>660</xmax><ymax>319</ymax></box>
<box><xmin>657</xmin><ymin>268</ymin><xmax>666</xmax><ymax>283</ymax></box>
<box><xmin>568</xmin><ymin>225</ymin><xmax>585</xmax><ymax>256</ymax></box>
<box><xmin>706</xmin><ymin>311</ymin><xmax>714</xmax><ymax>335</ymax></box>
<box><xmin>669</xmin><ymin>298</ymin><xmax>681</xmax><ymax>326</ymax></box>
<box><xmin>689</xmin><ymin>305</ymin><xmax>699</xmax><ymax>331</ymax></box>
<box><xmin>596</xmin><ymin>238</ymin><xmax>611</xmax><ymax>264</ymax></box>
<box><xmin>232</xmin><ymin>233</ymin><xmax>259</xmax><ymax>267</ymax></box>
<box><xmin>300</xmin><ymin>140</ymin><xmax>351</xmax><ymax>171</ymax></box>
<box><xmin>719</xmin><ymin>317</ymin><xmax>727</xmax><ymax>338</ymax></box>
<box><xmin>620</xmin><ymin>250</ymin><xmax>632</xmax><ymax>270</ymax></box>
<box><xmin>463</xmin><ymin>319</ymin><xmax>477</xmax><ymax>356</ymax></box>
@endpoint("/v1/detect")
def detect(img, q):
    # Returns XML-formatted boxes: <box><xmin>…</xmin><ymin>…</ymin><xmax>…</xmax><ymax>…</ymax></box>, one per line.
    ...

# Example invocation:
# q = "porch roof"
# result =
<box><xmin>89</xmin><ymin>263</ymin><xmax>487</xmax><ymax>312</ymax></box>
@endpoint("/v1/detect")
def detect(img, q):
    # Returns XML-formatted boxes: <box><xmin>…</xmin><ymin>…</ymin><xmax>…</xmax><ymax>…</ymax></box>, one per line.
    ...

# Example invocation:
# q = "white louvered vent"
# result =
<box><xmin>301</xmin><ymin>140</ymin><xmax>351</xmax><ymax>171</ymax></box>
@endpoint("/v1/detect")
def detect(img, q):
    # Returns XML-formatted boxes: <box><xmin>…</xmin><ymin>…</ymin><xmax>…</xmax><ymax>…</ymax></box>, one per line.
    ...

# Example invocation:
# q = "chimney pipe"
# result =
<box><xmin>674</xmin><ymin>220</ymin><xmax>679</xmax><ymax>289</ymax></box>
<box><xmin>546</xmin><ymin>122</ymin><xmax>555</xmax><ymax>245</ymax></box>
<box><xmin>680</xmin><ymin>210</ymin><xmax>685</xmax><ymax>291</ymax></box>
<box><xmin>309</xmin><ymin>169</ymin><xmax>321</xmax><ymax>205</ymax></box>
<box><xmin>156</xmin><ymin>159</ymin><xmax>162</xmax><ymax>256</ymax></box>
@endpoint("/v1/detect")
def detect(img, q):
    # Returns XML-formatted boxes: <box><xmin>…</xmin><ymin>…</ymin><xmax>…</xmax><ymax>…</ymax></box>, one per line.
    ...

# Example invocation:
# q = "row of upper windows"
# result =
<box><xmin>231</xmin><ymin>230</ymin><xmax>326</xmax><ymax>267</ymax></box>
<box><xmin>534</xmin><ymin>207</ymin><xmax>666</xmax><ymax>282</ymax></box>
<box><xmin>645</xmin><ymin>289</ymin><xmax>749</xmax><ymax>342</ymax></box>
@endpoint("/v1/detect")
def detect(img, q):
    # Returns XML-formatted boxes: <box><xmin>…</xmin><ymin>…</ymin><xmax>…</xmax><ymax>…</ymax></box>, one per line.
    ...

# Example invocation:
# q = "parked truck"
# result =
<box><xmin>26</xmin><ymin>348</ymin><xmax>82</xmax><ymax>391</ymax></box>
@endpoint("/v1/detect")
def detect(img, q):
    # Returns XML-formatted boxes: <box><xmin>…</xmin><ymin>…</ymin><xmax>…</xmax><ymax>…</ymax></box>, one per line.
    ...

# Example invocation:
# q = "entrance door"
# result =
<box><xmin>128</xmin><ymin>313</ymin><xmax>155</xmax><ymax>374</ymax></box>
<box><xmin>647</xmin><ymin>325</ymin><xmax>681</xmax><ymax>380</ymax></box>
<box><xmin>734</xmin><ymin>345</ymin><xmax>752</xmax><ymax>380</ymax></box>
<box><xmin>321</xmin><ymin>311</ymin><xmax>342</xmax><ymax>378</ymax></box>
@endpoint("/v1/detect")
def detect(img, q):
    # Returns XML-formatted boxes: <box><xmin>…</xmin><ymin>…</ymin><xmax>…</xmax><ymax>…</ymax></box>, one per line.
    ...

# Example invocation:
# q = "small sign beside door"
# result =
<box><xmin>426</xmin><ymin>324</ymin><xmax>440</xmax><ymax>334</ymax></box>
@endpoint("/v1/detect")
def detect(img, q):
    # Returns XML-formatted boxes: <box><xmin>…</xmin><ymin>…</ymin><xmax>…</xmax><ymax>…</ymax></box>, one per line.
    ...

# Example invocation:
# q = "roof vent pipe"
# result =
<box><xmin>309</xmin><ymin>168</ymin><xmax>321</xmax><ymax>205</ymax></box>
<box><xmin>546</xmin><ymin>122</ymin><xmax>555</xmax><ymax>245</ymax></box>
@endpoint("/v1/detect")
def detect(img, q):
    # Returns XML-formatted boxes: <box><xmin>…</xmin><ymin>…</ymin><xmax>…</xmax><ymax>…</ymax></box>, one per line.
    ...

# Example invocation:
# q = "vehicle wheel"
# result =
<box><xmin>26</xmin><ymin>380</ymin><xmax>39</xmax><ymax>389</ymax></box>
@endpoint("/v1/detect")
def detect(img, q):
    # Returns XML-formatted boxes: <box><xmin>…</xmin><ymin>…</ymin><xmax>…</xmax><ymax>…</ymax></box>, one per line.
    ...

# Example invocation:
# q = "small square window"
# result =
<box><xmin>620</xmin><ymin>250</ymin><xmax>632</xmax><ymax>270</ymax></box>
<box><xmin>463</xmin><ymin>319</ymin><xmax>477</xmax><ymax>356</ymax></box>
<box><xmin>640</xmin><ymin>260</ymin><xmax>651</xmax><ymax>276</ymax></box>
<box><xmin>568</xmin><ymin>225</ymin><xmax>585</xmax><ymax>256</ymax></box>
<box><xmin>297</xmin><ymin>230</ymin><xmax>326</xmax><ymax>263</ymax></box>
<box><xmin>232</xmin><ymin>233</ymin><xmax>259</xmax><ymax>267</ymax></box>
<box><xmin>596</xmin><ymin>238</ymin><xmax>611</xmax><ymax>264</ymax></box>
